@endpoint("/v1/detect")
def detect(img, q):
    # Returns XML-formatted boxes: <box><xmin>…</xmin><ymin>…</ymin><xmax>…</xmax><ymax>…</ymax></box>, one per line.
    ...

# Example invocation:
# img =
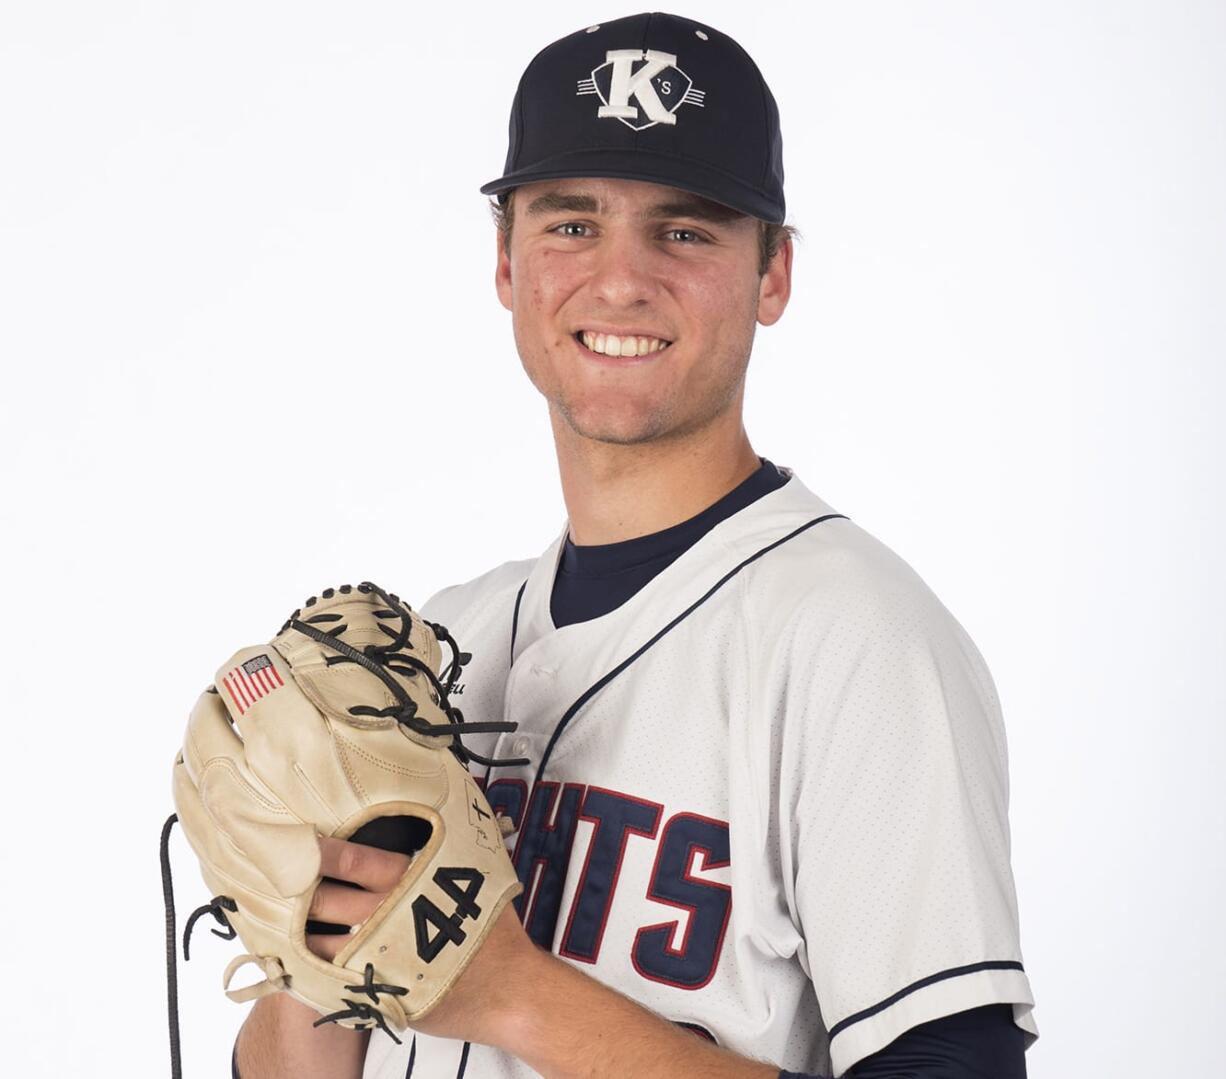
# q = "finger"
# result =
<box><xmin>309</xmin><ymin>880</ymin><xmax>388</xmax><ymax>927</ymax></box>
<box><xmin>306</xmin><ymin>931</ymin><xmax>351</xmax><ymax>962</ymax></box>
<box><xmin>318</xmin><ymin>835</ymin><xmax>412</xmax><ymax>892</ymax></box>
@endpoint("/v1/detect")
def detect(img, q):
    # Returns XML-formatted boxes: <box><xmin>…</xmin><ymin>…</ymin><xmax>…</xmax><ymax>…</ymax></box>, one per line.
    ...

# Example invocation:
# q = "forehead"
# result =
<box><xmin>514</xmin><ymin>177</ymin><xmax>753</xmax><ymax>228</ymax></box>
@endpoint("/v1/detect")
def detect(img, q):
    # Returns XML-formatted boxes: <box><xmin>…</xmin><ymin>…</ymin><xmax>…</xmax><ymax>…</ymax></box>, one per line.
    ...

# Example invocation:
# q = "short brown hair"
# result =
<box><xmin>489</xmin><ymin>190</ymin><xmax>796</xmax><ymax>276</ymax></box>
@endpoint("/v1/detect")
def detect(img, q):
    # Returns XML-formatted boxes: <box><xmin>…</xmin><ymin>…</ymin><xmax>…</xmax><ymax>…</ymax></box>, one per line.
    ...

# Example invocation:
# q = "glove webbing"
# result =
<box><xmin>287</xmin><ymin>582</ymin><xmax>524</xmax><ymax>768</ymax></box>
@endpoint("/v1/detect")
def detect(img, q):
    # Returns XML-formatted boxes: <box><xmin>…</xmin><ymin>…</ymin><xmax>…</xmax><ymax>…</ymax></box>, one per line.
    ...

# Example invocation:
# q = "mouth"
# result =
<box><xmin>574</xmin><ymin>330</ymin><xmax>673</xmax><ymax>359</ymax></box>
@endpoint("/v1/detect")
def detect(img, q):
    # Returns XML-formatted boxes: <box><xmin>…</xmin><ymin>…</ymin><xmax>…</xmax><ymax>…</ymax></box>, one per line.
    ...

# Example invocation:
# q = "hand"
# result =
<box><xmin>305</xmin><ymin>836</ymin><xmax>777</xmax><ymax>1077</ymax></box>
<box><xmin>306</xmin><ymin>835</ymin><xmax>539</xmax><ymax>1047</ymax></box>
<box><xmin>305</xmin><ymin>836</ymin><xmax>410</xmax><ymax>961</ymax></box>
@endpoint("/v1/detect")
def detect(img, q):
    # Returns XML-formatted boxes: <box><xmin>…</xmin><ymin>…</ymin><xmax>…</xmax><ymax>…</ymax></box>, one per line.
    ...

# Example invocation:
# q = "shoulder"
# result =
<box><xmin>748</xmin><ymin>492</ymin><xmax>1010</xmax><ymax>815</ymax></box>
<box><xmin>418</xmin><ymin>556</ymin><xmax>537</xmax><ymax>638</ymax></box>
<box><xmin>747</xmin><ymin>493</ymin><xmax>969</xmax><ymax>652</ymax></box>
<box><xmin>738</xmin><ymin>482</ymin><xmax>997</xmax><ymax>711</ymax></box>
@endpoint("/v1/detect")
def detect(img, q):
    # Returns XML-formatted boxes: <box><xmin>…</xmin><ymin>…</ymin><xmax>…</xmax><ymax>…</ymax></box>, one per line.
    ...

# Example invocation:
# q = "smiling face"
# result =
<box><xmin>494</xmin><ymin>177</ymin><xmax>791</xmax><ymax>448</ymax></box>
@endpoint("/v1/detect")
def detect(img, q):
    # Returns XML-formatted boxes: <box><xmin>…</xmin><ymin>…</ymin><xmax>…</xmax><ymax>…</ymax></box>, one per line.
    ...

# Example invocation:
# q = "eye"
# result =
<box><xmin>550</xmin><ymin>222</ymin><xmax>593</xmax><ymax>238</ymax></box>
<box><xmin>665</xmin><ymin>228</ymin><xmax>706</xmax><ymax>244</ymax></box>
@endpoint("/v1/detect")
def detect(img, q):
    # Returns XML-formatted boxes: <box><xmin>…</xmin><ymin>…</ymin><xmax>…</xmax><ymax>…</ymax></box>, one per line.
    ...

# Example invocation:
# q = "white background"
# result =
<box><xmin>1</xmin><ymin>2</ymin><xmax>1222</xmax><ymax>1075</ymax></box>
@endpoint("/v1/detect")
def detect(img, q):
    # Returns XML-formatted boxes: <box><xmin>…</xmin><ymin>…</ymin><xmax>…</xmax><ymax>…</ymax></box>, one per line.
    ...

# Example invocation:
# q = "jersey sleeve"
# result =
<box><xmin>772</xmin><ymin>553</ymin><xmax>1038</xmax><ymax>1076</ymax></box>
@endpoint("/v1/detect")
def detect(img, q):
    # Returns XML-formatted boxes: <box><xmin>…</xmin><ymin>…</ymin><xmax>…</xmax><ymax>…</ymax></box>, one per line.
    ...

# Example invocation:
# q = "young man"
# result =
<box><xmin>235</xmin><ymin>12</ymin><xmax>1037</xmax><ymax>1078</ymax></box>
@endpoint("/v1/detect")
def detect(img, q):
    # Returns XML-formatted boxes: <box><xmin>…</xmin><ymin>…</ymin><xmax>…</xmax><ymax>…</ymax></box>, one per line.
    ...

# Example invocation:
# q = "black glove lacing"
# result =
<box><xmin>310</xmin><ymin>963</ymin><xmax>409</xmax><ymax>1044</ymax></box>
<box><xmin>182</xmin><ymin>895</ymin><xmax>237</xmax><ymax>959</ymax></box>
<box><xmin>163</xmin><ymin>811</ymin><xmax>242</xmax><ymax>1079</ymax></box>
<box><xmin>161</xmin><ymin>813</ymin><xmax>185</xmax><ymax>1079</ymax></box>
<box><xmin>283</xmin><ymin>581</ymin><xmax>527</xmax><ymax>769</ymax></box>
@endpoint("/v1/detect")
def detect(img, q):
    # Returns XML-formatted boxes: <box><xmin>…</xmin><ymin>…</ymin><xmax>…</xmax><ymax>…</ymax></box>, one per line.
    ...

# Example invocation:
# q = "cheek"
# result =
<box><xmin>510</xmin><ymin>269</ymin><xmax>565</xmax><ymax>383</ymax></box>
<box><xmin>691</xmin><ymin>251</ymin><xmax>755</xmax><ymax>300</ymax></box>
<box><xmin>681</xmin><ymin>269</ymin><xmax>759</xmax><ymax>340</ymax></box>
<box><xmin>513</xmin><ymin>251</ymin><xmax>574</xmax><ymax>309</ymax></box>
<box><xmin>513</xmin><ymin>259</ymin><xmax>585</xmax><ymax>361</ymax></box>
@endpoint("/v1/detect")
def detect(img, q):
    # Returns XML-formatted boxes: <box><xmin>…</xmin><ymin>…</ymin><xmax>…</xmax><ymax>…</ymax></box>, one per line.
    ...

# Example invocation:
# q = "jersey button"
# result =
<box><xmin>511</xmin><ymin>736</ymin><xmax>531</xmax><ymax>757</ymax></box>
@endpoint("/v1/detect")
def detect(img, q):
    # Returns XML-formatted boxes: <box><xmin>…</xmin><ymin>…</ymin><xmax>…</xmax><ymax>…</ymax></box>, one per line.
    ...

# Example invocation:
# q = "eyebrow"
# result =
<box><xmin>643</xmin><ymin>198</ymin><xmax>745</xmax><ymax>225</ymax></box>
<box><xmin>523</xmin><ymin>192</ymin><xmax>600</xmax><ymax>216</ymax></box>
<box><xmin>522</xmin><ymin>190</ymin><xmax>747</xmax><ymax>226</ymax></box>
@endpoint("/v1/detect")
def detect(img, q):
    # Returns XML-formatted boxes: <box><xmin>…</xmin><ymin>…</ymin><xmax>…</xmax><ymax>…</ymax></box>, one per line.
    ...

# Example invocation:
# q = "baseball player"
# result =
<box><xmin>232</xmin><ymin>12</ymin><xmax>1037</xmax><ymax>1079</ymax></box>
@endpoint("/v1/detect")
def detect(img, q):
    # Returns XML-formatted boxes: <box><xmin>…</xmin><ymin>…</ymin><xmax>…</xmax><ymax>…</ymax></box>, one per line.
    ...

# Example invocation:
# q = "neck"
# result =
<box><xmin>551</xmin><ymin>405</ymin><xmax>761</xmax><ymax>546</ymax></box>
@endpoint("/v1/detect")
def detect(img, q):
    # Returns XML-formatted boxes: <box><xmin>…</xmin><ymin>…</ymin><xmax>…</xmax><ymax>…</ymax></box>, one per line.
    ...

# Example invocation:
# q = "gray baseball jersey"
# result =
<box><xmin>363</xmin><ymin>468</ymin><xmax>1037</xmax><ymax>1078</ymax></box>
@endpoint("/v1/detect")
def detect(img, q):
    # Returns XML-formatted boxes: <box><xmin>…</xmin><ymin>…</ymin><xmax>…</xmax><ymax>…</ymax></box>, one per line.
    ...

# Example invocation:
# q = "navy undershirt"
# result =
<box><xmin>550</xmin><ymin>457</ymin><xmax>790</xmax><ymax>628</ymax></box>
<box><xmin>548</xmin><ymin>458</ymin><xmax>1027</xmax><ymax>1078</ymax></box>
<box><xmin>784</xmin><ymin>1004</ymin><xmax>1026</xmax><ymax>1078</ymax></box>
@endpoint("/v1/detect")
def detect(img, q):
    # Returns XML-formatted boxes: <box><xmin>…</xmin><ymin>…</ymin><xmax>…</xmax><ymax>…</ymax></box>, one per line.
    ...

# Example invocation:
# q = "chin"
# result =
<box><xmin>558</xmin><ymin>398</ymin><xmax>676</xmax><ymax>446</ymax></box>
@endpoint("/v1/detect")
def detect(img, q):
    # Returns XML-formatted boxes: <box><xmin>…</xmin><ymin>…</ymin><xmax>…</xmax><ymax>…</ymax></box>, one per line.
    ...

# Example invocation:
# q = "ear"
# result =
<box><xmin>494</xmin><ymin>227</ymin><xmax>513</xmax><ymax>312</ymax></box>
<box><xmin>756</xmin><ymin>233</ymin><xmax>792</xmax><ymax>327</ymax></box>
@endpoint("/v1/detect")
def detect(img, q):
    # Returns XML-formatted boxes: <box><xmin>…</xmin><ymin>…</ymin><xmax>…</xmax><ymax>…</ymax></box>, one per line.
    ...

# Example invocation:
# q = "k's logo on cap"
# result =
<box><xmin>576</xmin><ymin>49</ymin><xmax>706</xmax><ymax>131</ymax></box>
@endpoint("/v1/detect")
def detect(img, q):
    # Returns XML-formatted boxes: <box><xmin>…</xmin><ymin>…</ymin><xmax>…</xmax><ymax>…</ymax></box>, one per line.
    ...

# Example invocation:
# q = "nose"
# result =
<box><xmin>586</xmin><ymin>228</ymin><xmax>660</xmax><ymax>309</ymax></box>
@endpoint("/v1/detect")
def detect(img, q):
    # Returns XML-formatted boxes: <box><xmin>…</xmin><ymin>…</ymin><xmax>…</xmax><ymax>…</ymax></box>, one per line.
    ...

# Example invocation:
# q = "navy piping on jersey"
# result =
<box><xmin>528</xmin><ymin>512</ymin><xmax>847</xmax><ymax>790</ymax></box>
<box><xmin>403</xmin><ymin>1034</ymin><xmax>416</xmax><ymax>1077</ymax></box>
<box><xmin>507</xmin><ymin>581</ymin><xmax>527</xmax><ymax>667</ymax></box>
<box><xmin>827</xmin><ymin>959</ymin><xmax>1027</xmax><ymax>1040</ymax></box>
<box><xmin>509</xmin><ymin>581</ymin><xmax>526</xmax><ymax>667</ymax></box>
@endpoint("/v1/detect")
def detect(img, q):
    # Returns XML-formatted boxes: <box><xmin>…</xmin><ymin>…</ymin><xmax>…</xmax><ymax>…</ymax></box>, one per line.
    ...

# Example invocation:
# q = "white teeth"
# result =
<box><xmin>580</xmin><ymin>331</ymin><xmax>671</xmax><ymax>357</ymax></box>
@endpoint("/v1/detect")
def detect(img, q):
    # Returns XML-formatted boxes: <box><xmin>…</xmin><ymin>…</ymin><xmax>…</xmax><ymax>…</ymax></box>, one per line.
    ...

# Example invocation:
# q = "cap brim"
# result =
<box><xmin>479</xmin><ymin>148</ymin><xmax>784</xmax><ymax>224</ymax></box>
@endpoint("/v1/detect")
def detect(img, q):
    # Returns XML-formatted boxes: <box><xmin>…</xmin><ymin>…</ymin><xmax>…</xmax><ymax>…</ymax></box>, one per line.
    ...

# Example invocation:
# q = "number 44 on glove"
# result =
<box><xmin>159</xmin><ymin>582</ymin><xmax>526</xmax><ymax>1078</ymax></box>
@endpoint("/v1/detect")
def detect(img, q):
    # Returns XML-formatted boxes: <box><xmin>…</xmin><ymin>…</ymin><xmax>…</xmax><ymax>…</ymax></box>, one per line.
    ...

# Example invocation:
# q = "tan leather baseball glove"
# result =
<box><xmin>162</xmin><ymin>582</ymin><xmax>522</xmax><ymax>1074</ymax></box>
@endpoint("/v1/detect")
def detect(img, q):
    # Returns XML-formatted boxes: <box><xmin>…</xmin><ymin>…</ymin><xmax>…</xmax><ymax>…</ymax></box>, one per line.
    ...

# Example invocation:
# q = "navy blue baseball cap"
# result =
<box><xmin>480</xmin><ymin>12</ymin><xmax>786</xmax><ymax>223</ymax></box>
